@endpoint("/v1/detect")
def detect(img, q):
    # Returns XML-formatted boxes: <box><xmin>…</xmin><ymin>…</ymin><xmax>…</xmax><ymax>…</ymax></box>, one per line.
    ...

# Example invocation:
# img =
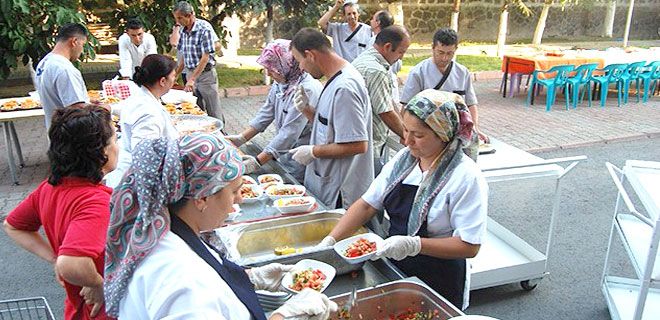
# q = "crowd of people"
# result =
<box><xmin>4</xmin><ymin>0</ymin><xmax>490</xmax><ymax>319</ymax></box>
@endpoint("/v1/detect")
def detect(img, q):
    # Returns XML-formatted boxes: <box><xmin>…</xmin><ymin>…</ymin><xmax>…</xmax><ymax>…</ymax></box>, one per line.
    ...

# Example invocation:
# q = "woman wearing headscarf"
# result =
<box><xmin>4</xmin><ymin>104</ymin><xmax>118</xmax><ymax>320</ymax></box>
<box><xmin>104</xmin><ymin>133</ymin><xmax>337</xmax><ymax>319</ymax></box>
<box><xmin>319</xmin><ymin>89</ymin><xmax>488</xmax><ymax>310</ymax></box>
<box><xmin>225</xmin><ymin>39</ymin><xmax>322</xmax><ymax>181</ymax></box>
<box><xmin>105</xmin><ymin>54</ymin><xmax>179</xmax><ymax>188</ymax></box>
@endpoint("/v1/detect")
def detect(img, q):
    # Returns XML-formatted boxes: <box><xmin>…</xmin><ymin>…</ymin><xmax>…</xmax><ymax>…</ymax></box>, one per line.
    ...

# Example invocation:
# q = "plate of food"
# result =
<box><xmin>0</xmin><ymin>100</ymin><xmax>20</xmax><ymax>111</ymax></box>
<box><xmin>242</xmin><ymin>176</ymin><xmax>257</xmax><ymax>185</ymax></box>
<box><xmin>273</xmin><ymin>196</ymin><xmax>316</xmax><ymax>214</ymax></box>
<box><xmin>240</xmin><ymin>184</ymin><xmax>263</xmax><ymax>203</ymax></box>
<box><xmin>333</xmin><ymin>233</ymin><xmax>384</xmax><ymax>264</ymax></box>
<box><xmin>0</xmin><ymin>99</ymin><xmax>41</xmax><ymax>112</ymax></box>
<box><xmin>265</xmin><ymin>184</ymin><xmax>306</xmax><ymax>200</ymax></box>
<box><xmin>257</xmin><ymin>174</ymin><xmax>283</xmax><ymax>185</ymax></box>
<box><xmin>282</xmin><ymin>259</ymin><xmax>335</xmax><ymax>294</ymax></box>
<box><xmin>478</xmin><ymin>143</ymin><xmax>496</xmax><ymax>155</ymax></box>
<box><xmin>172</xmin><ymin>115</ymin><xmax>223</xmax><ymax>136</ymax></box>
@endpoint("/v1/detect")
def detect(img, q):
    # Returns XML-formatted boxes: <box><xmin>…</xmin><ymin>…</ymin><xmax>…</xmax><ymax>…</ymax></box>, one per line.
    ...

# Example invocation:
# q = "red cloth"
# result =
<box><xmin>6</xmin><ymin>177</ymin><xmax>114</xmax><ymax>320</ymax></box>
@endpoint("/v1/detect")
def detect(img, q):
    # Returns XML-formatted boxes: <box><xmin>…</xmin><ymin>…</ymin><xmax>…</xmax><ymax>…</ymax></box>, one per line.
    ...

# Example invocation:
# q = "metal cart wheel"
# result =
<box><xmin>520</xmin><ymin>278</ymin><xmax>541</xmax><ymax>291</ymax></box>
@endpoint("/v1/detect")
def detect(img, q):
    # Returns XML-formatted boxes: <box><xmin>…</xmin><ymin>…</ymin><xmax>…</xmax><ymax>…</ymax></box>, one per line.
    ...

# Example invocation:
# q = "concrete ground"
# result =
<box><xmin>0</xmin><ymin>75</ymin><xmax>659</xmax><ymax>318</ymax></box>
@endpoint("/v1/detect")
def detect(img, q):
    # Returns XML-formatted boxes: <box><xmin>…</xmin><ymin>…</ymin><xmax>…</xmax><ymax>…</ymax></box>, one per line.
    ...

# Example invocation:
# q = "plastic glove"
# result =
<box><xmin>225</xmin><ymin>134</ymin><xmax>247</xmax><ymax>147</ymax></box>
<box><xmin>272</xmin><ymin>288</ymin><xmax>338</xmax><ymax>319</ymax></box>
<box><xmin>242</xmin><ymin>155</ymin><xmax>261</xmax><ymax>174</ymax></box>
<box><xmin>289</xmin><ymin>145</ymin><xmax>316</xmax><ymax>165</ymax></box>
<box><xmin>294</xmin><ymin>86</ymin><xmax>310</xmax><ymax>113</ymax></box>
<box><xmin>248</xmin><ymin>263</ymin><xmax>295</xmax><ymax>292</ymax></box>
<box><xmin>372</xmin><ymin>235</ymin><xmax>422</xmax><ymax>261</ymax></box>
<box><xmin>317</xmin><ymin>236</ymin><xmax>336</xmax><ymax>247</ymax></box>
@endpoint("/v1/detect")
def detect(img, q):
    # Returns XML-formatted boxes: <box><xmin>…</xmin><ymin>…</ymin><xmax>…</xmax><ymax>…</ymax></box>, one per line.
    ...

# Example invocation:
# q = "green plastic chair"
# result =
<box><xmin>638</xmin><ymin>61</ymin><xmax>660</xmax><ymax>103</ymax></box>
<box><xmin>591</xmin><ymin>63</ymin><xmax>627</xmax><ymax>107</ymax></box>
<box><xmin>526</xmin><ymin>64</ymin><xmax>575</xmax><ymax>111</ymax></box>
<box><xmin>618</xmin><ymin>61</ymin><xmax>646</xmax><ymax>104</ymax></box>
<box><xmin>565</xmin><ymin>63</ymin><xmax>598</xmax><ymax>108</ymax></box>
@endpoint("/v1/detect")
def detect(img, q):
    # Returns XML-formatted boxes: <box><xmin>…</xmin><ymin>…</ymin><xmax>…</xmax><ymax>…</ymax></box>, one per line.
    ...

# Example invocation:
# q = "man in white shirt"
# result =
<box><xmin>118</xmin><ymin>19</ymin><xmax>157</xmax><ymax>79</ymax></box>
<box><xmin>35</xmin><ymin>23</ymin><xmax>90</xmax><ymax>129</ymax></box>
<box><xmin>318</xmin><ymin>0</ymin><xmax>372</xmax><ymax>62</ymax></box>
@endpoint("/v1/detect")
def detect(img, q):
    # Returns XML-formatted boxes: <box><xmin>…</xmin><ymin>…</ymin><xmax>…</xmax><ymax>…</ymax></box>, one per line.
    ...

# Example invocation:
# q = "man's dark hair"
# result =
<box><xmin>291</xmin><ymin>28</ymin><xmax>332</xmax><ymax>53</ymax></box>
<box><xmin>433</xmin><ymin>28</ymin><xmax>459</xmax><ymax>47</ymax></box>
<box><xmin>375</xmin><ymin>26</ymin><xmax>409</xmax><ymax>51</ymax></box>
<box><xmin>125</xmin><ymin>18</ymin><xmax>144</xmax><ymax>31</ymax></box>
<box><xmin>55</xmin><ymin>23</ymin><xmax>88</xmax><ymax>43</ymax></box>
<box><xmin>133</xmin><ymin>54</ymin><xmax>178</xmax><ymax>87</ymax></box>
<box><xmin>342</xmin><ymin>2</ymin><xmax>358</xmax><ymax>14</ymax></box>
<box><xmin>375</xmin><ymin>10</ymin><xmax>394</xmax><ymax>29</ymax></box>
<box><xmin>47</xmin><ymin>104</ymin><xmax>114</xmax><ymax>185</ymax></box>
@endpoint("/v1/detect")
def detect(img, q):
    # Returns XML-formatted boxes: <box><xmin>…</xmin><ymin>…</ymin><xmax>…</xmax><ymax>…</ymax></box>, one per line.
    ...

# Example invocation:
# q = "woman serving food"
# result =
<box><xmin>320</xmin><ymin>89</ymin><xmax>488</xmax><ymax>309</ymax></box>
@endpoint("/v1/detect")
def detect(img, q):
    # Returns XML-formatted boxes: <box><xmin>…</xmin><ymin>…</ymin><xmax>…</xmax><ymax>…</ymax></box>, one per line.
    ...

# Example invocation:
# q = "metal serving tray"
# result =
<box><xmin>224</xmin><ymin>211</ymin><xmax>368</xmax><ymax>275</ymax></box>
<box><xmin>328</xmin><ymin>278</ymin><xmax>463</xmax><ymax>319</ymax></box>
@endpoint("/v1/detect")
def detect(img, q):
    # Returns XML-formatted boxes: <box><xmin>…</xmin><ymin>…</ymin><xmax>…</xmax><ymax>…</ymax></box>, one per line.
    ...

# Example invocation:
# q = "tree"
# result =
<box><xmin>601</xmin><ymin>0</ymin><xmax>616</xmax><ymax>37</ymax></box>
<box><xmin>451</xmin><ymin>0</ymin><xmax>461</xmax><ymax>32</ymax></box>
<box><xmin>0</xmin><ymin>0</ymin><xmax>99</xmax><ymax>80</ymax></box>
<box><xmin>496</xmin><ymin>0</ymin><xmax>533</xmax><ymax>57</ymax></box>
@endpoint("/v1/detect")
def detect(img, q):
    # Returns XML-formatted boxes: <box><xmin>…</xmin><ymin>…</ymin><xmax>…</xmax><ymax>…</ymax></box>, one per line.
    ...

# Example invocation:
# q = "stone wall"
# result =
<box><xmin>237</xmin><ymin>0</ymin><xmax>659</xmax><ymax>47</ymax></box>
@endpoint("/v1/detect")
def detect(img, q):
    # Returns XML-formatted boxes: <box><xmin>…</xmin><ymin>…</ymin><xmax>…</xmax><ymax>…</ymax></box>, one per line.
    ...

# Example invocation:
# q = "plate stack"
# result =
<box><xmin>256</xmin><ymin>290</ymin><xmax>291</xmax><ymax>312</ymax></box>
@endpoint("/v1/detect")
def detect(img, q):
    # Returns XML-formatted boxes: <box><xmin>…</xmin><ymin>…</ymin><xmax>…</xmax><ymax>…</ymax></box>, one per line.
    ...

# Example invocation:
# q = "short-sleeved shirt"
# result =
<box><xmin>367</xmin><ymin>35</ymin><xmax>403</xmax><ymax>110</ymax></box>
<box><xmin>6</xmin><ymin>177</ymin><xmax>113</xmax><ymax>320</ymax></box>
<box><xmin>305</xmin><ymin>64</ymin><xmax>374</xmax><ymax>208</ymax></box>
<box><xmin>400</xmin><ymin>58</ymin><xmax>478</xmax><ymax>106</ymax></box>
<box><xmin>35</xmin><ymin>53</ymin><xmax>89</xmax><ymax>129</ymax></box>
<box><xmin>118</xmin><ymin>32</ymin><xmax>158</xmax><ymax>78</ymax></box>
<box><xmin>325</xmin><ymin>22</ymin><xmax>372</xmax><ymax>62</ymax></box>
<box><xmin>178</xmin><ymin>19</ymin><xmax>215</xmax><ymax>69</ymax></box>
<box><xmin>352</xmin><ymin>47</ymin><xmax>394</xmax><ymax>152</ymax></box>
<box><xmin>362</xmin><ymin>148</ymin><xmax>488</xmax><ymax>243</ymax></box>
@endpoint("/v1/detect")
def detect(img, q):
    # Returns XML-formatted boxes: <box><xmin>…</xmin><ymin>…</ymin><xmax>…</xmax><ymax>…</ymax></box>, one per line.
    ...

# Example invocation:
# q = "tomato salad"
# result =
<box><xmin>344</xmin><ymin>238</ymin><xmax>377</xmax><ymax>258</ymax></box>
<box><xmin>289</xmin><ymin>268</ymin><xmax>327</xmax><ymax>291</ymax></box>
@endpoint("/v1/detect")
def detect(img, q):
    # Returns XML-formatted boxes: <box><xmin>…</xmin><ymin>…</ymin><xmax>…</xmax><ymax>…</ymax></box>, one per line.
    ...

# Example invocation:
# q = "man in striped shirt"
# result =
<box><xmin>352</xmin><ymin>26</ymin><xmax>410</xmax><ymax>174</ymax></box>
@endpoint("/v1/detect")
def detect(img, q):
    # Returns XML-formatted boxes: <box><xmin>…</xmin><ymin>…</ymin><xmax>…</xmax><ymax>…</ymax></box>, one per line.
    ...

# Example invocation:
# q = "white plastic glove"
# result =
<box><xmin>272</xmin><ymin>288</ymin><xmax>338</xmax><ymax>320</ymax></box>
<box><xmin>242</xmin><ymin>155</ymin><xmax>261</xmax><ymax>174</ymax></box>
<box><xmin>248</xmin><ymin>263</ymin><xmax>295</xmax><ymax>292</ymax></box>
<box><xmin>317</xmin><ymin>236</ymin><xmax>336</xmax><ymax>248</ymax></box>
<box><xmin>289</xmin><ymin>145</ymin><xmax>316</xmax><ymax>165</ymax></box>
<box><xmin>372</xmin><ymin>235</ymin><xmax>422</xmax><ymax>261</ymax></box>
<box><xmin>294</xmin><ymin>86</ymin><xmax>310</xmax><ymax>113</ymax></box>
<box><xmin>225</xmin><ymin>134</ymin><xmax>247</xmax><ymax>147</ymax></box>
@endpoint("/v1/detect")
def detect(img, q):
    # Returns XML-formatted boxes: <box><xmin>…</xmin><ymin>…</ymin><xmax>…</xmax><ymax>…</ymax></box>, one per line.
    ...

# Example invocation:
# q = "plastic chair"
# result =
<box><xmin>590</xmin><ymin>63</ymin><xmax>628</xmax><ymax>107</ymax></box>
<box><xmin>526</xmin><ymin>64</ymin><xmax>575</xmax><ymax>111</ymax></box>
<box><xmin>565</xmin><ymin>63</ymin><xmax>598</xmax><ymax>108</ymax></box>
<box><xmin>618</xmin><ymin>61</ymin><xmax>646</xmax><ymax>104</ymax></box>
<box><xmin>638</xmin><ymin>61</ymin><xmax>660</xmax><ymax>103</ymax></box>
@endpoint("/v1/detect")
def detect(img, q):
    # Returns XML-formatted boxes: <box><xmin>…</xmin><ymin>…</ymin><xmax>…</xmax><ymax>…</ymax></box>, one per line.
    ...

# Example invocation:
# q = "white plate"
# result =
<box><xmin>265</xmin><ymin>184</ymin><xmax>306</xmax><ymax>200</ymax></box>
<box><xmin>333</xmin><ymin>233</ymin><xmax>384</xmax><ymax>264</ymax></box>
<box><xmin>273</xmin><ymin>196</ymin><xmax>316</xmax><ymax>214</ymax></box>
<box><xmin>257</xmin><ymin>174</ymin><xmax>283</xmax><ymax>185</ymax></box>
<box><xmin>282</xmin><ymin>259</ymin><xmax>336</xmax><ymax>294</ymax></box>
<box><xmin>241</xmin><ymin>175</ymin><xmax>257</xmax><ymax>185</ymax></box>
<box><xmin>240</xmin><ymin>184</ymin><xmax>264</xmax><ymax>203</ymax></box>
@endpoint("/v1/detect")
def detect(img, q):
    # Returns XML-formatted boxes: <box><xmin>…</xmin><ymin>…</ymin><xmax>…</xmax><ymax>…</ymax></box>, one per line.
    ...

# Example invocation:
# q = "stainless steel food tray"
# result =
<box><xmin>221</xmin><ymin>211</ymin><xmax>368</xmax><ymax>275</ymax></box>
<box><xmin>328</xmin><ymin>278</ymin><xmax>463</xmax><ymax>319</ymax></box>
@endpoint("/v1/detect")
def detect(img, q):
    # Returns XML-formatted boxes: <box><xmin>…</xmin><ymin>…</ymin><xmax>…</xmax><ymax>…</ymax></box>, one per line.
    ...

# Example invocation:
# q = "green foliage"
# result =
<box><xmin>218</xmin><ymin>0</ymin><xmax>327</xmax><ymax>36</ymax></box>
<box><xmin>216</xmin><ymin>66</ymin><xmax>263</xmax><ymax>88</ymax></box>
<box><xmin>0</xmin><ymin>0</ymin><xmax>99</xmax><ymax>79</ymax></box>
<box><xmin>401</xmin><ymin>54</ymin><xmax>501</xmax><ymax>73</ymax></box>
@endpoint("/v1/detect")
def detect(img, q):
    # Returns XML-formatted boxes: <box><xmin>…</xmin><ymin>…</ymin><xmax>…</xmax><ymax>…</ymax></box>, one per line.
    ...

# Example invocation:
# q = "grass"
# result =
<box><xmin>216</xmin><ymin>67</ymin><xmax>264</xmax><ymax>88</ymax></box>
<box><xmin>237</xmin><ymin>48</ymin><xmax>262</xmax><ymax>56</ymax></box>
<box><xmin>401</xmin><ymin>54</ymin><xmax>502</xmax><ymax>74</ymax></box>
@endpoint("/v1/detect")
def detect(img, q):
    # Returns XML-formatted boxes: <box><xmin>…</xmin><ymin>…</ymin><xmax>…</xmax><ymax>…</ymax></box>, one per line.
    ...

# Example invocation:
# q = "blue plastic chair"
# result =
<box><xmin>526</xmin><ymin>64</ymin><xmax>575</xmax><ymax>111</ymax></box>
<box><xmin>565</xmin><ymin>63</ymin><xmax>598</xmax><ymax>108</ymax></box>
<box><xmin>590</xmin><ymin>63</ymin><xmax>628</xmax><ymax>107</ymax></box>
<box><xmin>618</xmin><ymin>61</ymin><xmax>646</xmax><ymax>104</ymax></box>
<box><xmin>638</xmin><ymin>61</ymin><xmax>660</xmax><ymax>103</ymax></box>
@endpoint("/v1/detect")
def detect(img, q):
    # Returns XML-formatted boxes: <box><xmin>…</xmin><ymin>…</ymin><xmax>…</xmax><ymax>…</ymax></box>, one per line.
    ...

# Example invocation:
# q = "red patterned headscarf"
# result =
<box><xmin>257</xmin><ymin>39</ymin><xmax>304</xmax><ymax>96</ymax></box>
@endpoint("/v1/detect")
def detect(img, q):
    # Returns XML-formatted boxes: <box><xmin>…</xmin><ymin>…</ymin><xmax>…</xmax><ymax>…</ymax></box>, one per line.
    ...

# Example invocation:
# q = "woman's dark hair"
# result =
<box><xmin>133</xmin><ymin>54</ymin><xmax>177</xmax><ymax>87</ymax></box>
<box><xmin>47</xmin><ymin>104</ymin><xmax>114</xmax><ymax>185</ymax></box>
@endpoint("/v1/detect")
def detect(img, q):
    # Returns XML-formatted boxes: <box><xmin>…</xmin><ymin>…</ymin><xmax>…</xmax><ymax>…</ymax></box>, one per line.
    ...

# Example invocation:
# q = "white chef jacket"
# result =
<box><xmin>105</xmin><ymin>86</ymin><xmax>178</xmax><ymax>188</ymax></box>
<box><xmin>325</xmin><ymin>22</ymin><xmax>372</xmax><ymax>62</ymax></box>
<box><xmin>362</xmin><ymin>147</ymin><xmax>488</xmax><ymax>243</ymax></box>
<box><xmin>400</xmin><ymin>58</ymin><xmax>478</xmax><ymax>106</ymax></box>
<box><xmin>119</xmin><ymin>232</ymin><xmax>252</xmax><ymax>319</ymax></box>
<box><xmin>118</xmin><ymin>33</ymin><xmax>158</xmax><ymax>78</ymax></box>
<box><xmin>305</xmin><ymin>64</ymin><xmax>373</xmax><ymax>208</ymax></box>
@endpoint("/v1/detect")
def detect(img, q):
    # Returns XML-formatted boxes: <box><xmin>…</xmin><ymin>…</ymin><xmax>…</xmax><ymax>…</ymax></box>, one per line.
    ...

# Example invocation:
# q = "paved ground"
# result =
<box><xmin>0</xmin><ymin>78</ymin><xmax>658</xmax><ymax>319</ymax></box>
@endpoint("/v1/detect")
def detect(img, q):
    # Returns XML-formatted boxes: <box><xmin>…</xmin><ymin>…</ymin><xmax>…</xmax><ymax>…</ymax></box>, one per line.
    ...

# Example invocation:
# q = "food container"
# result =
<box><xmin>220</xmin><ymin>211</ymin><xmax>369</xmax><ymax>275</ymax></box>
<box><xmin>273</xmin><ymin>196</ymin><xmax>316</xmax><ymax>214</ymax></box>
<box><xmin>257</xmin><ymin>174</ymin><xmax>283</xmax><ymax>185</ymax></box>
<box><xmin>171</xmin><ymin>114</ymin><xmax>224</xmax><ymax>136</ymax></box>
<box><xmin>333</xmin><ymin>233</ymin><xmax>384</xmax><ymax>264</ymax></box>
<box><xmin>240</xmin><ymin>184</ymin><xmax>264</xmax><ymax>203</ymax></box>
<box><xmin>265</xmin><ymin>184</ymin><xmax>306</xmax><ymax>200</ymax></box>
<box><xmin>282</xmin><ymin>259</ymin><xmax>336</xmax><ymax>294</ymax></box>
<box><xmin>328</xmin><ymin>278</ymin><xmax>463</xmax><ymax>320</ymax></box>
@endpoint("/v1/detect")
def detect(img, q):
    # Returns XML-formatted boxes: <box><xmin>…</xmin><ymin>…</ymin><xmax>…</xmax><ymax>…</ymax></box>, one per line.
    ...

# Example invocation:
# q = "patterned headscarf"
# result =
<box><xmin>256</xmin><ymin>39</ymin><xmax>304</xmax><ymax>97</ymax></box>
<box><xmin>104</xmin><ymin>133</ymin><xmax>244</xmax><ymax>317</ymax></box>
<box><xmin>384</xmin><ymin>89</ymin><xmax>477</xmax><ymax>236</ymax></box>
